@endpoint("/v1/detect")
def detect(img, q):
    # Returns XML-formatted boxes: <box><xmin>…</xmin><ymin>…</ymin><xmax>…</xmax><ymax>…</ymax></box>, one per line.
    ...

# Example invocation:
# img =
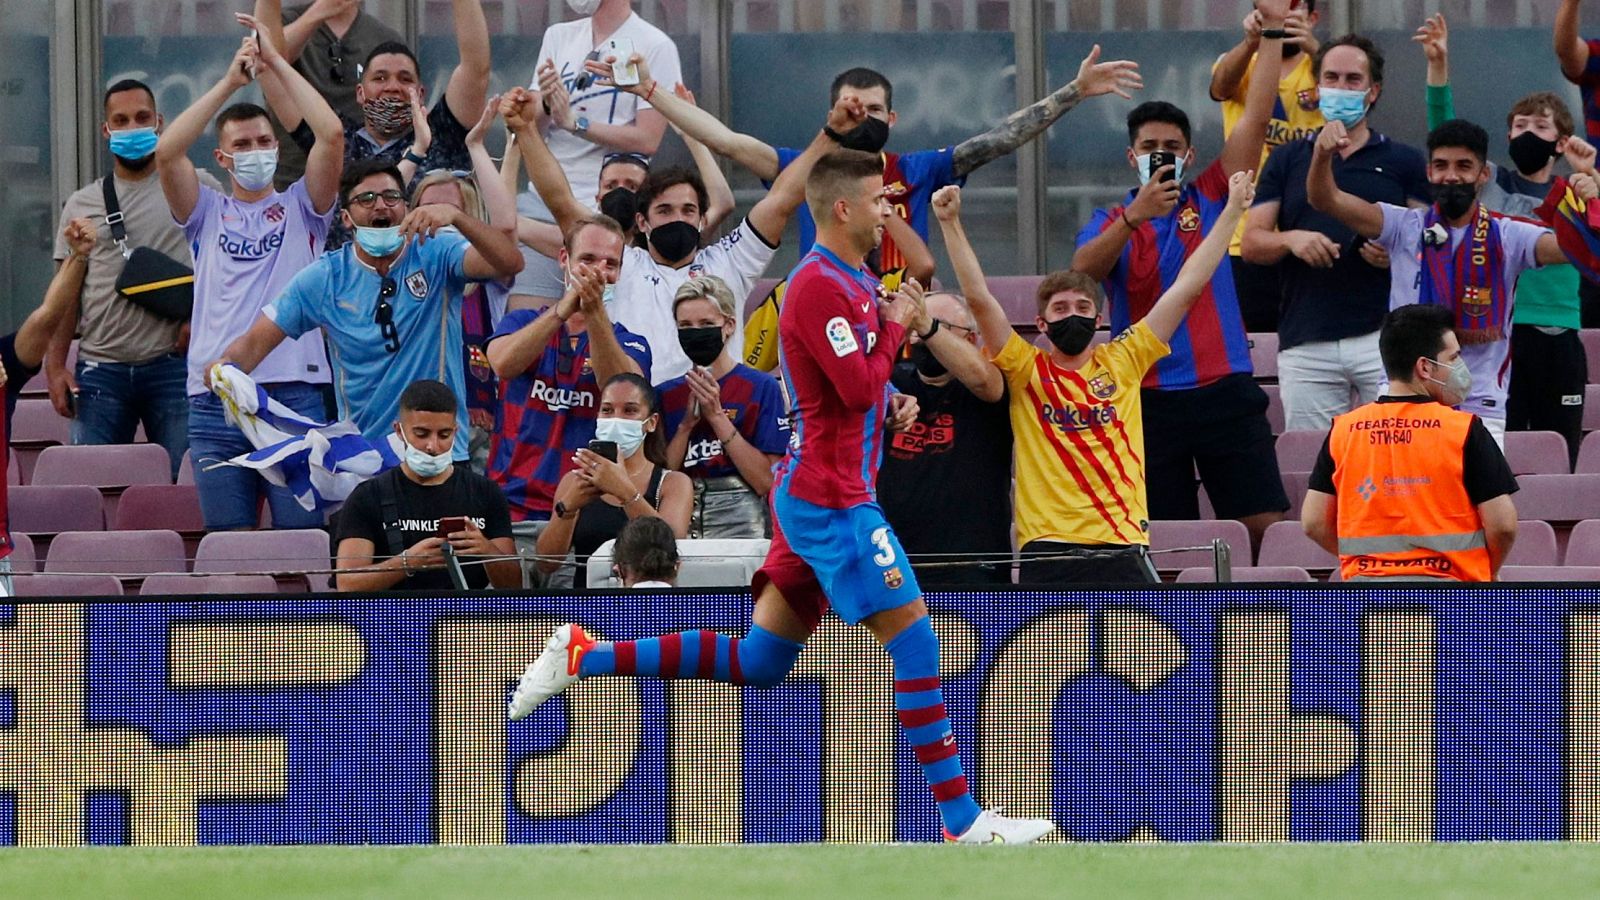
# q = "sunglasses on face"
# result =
<box><xmin>376</xmin><ymin>277</ymin><xmax>399</xmax><ymax>353</ymax></box>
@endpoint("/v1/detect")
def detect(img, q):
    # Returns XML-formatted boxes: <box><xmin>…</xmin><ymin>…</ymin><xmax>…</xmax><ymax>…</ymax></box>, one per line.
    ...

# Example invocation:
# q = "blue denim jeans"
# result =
<box><xmin>188</xmin><ymin>382</ymin><xmax>327</xmax><ymax>530</ymax></box>
<box><xmin>72</xmin><ymin>353</ymin><xmax>190</xmax><ymax>479</ymax></box>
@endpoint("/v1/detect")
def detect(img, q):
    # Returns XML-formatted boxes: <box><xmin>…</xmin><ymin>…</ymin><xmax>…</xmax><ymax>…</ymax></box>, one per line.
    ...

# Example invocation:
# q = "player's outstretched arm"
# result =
<box><xmin>1143</xmin><ymin>170</ymin><xmax>1253</xmax><ymax>342</ymax></box>
<box><xmin>931</xmin><ymin>186</ymin><xmax>1015</xmax><ymax>355</ymax></box>
<box><xmin>952</xmin><ymin>44</ymin><xmax>1141</xmax><ymax>178</ymax></box>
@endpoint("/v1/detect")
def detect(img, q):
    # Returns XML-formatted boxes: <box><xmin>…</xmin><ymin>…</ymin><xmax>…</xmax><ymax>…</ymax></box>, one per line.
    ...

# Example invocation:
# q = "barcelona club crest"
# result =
<box><xmin>1178</xmin><ymin>206</ymin><xmax>1201</xmax><ymax>233</ymax></box>
<box><xmin>1297</xmin><ymin>88</ymin><xmax>1320</xmax><ymax>111</ymax></box>
<box><xmin>1460</xmin><ymin>285</ymin><xmax>1491</xmax><ymax>319</ymax></box>
<box><xmin>883</xmin><ymin>567</ymin><xmax>904</xmax><ymax>589</ymax></box>
<box><xmin>1088</xmin><ymin>373</ymin><xmax>1116</xmax><ymax>400</ymax></box>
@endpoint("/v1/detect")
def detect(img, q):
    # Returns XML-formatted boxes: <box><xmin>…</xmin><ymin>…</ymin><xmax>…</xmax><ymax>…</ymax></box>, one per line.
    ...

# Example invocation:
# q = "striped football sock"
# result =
<box><xmin>578</xmin><ymin>624</ymin><xmax>801</xmax><ymax>687</ymax></box>
<box><xmin>887</xmin><ymin>616</ymin><xmax>981</xmax><ymax>837</ymax></box>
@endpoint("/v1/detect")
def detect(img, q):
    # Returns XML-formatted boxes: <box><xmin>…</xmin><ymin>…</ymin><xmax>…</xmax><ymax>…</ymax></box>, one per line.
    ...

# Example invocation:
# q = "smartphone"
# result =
<box><xmin>436</xmin><ymin>515</ymin><xmax>468</xmax><ymax>538</ymax></box>
<box><xmin>606</xmin><ymin>37</ymin><xmax>639</xmax><ymax>86</ymax></box>
<box><xmin>246</xmin><ymin>30</ymin><xmax>260</xmax><ymax>79</ymax></box>
<box><xmin>1146</xmin><ymin>150</ymin><xmax>1177</xmax><ymax>184</ymax></box>
<box><xmin>588</xmin><ymin>439</ymin><xmax>619</xmax><ymax>463</ymax></box>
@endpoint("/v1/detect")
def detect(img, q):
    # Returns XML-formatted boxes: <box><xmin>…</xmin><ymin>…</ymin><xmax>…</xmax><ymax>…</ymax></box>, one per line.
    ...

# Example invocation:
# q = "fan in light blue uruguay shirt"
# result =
<box><xmin>219</xmin><ymin>164</ymin><xmax>525</xmax><ymax>460</ymax></box>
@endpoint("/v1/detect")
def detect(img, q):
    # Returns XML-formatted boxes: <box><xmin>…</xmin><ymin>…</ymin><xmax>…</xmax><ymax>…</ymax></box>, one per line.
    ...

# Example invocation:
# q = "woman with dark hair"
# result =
<box><xmin>612</xmin><ymin>516</ymin><xmax>680</xmax><ymax>588</ymax></box>
<box><xmin>536</xmin><ymin>373</ymin><xmax>692</xmax><ymax>581</ymax></box>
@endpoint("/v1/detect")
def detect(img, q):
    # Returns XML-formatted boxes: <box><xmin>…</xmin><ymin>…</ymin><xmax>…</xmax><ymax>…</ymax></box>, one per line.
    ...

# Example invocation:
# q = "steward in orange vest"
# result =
<box><xmin>1303</xmin><ymin>306</ymin><xmax>1519</xmax><ymax>581</ymax></box>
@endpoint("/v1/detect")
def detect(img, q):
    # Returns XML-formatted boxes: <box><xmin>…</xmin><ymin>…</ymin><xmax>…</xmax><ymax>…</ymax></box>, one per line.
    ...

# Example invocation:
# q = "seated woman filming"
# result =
<box><xmin>536</xmin><ymin>373</ymin><xmax>692</xmax><ymax>582</ymax></box>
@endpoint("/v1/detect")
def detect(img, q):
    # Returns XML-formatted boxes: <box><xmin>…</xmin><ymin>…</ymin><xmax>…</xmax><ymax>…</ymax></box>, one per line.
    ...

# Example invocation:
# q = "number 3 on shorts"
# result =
<box><xmin>869</xmin><ymin>527</ymin><xmax>896</xmax><ymax>567</ymax></box>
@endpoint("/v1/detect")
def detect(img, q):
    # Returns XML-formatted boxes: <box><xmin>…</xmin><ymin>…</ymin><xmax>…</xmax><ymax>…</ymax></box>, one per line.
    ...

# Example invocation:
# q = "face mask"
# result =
<box><xmin>909</xmin><ymin>343</ymin><xmax>947</xmax><ymax>378</ymax></box>
<box><xmin>363</xmin><ymin>94</ymin><xmax>414</xmax><ymax>135</ymax></box>
<box><xmin>599</xmin><ymin>188</ymin><xmax>639</xmax><ymax>229</ymax></box>
<box><xmin>402</xmin><ymin>437</ymin><xmax>453</xmax><ymax>478</ymax></box>
<box><xmin>225</xmin><ymin>147</ymin><xmax>278</xmax><ymax>192</ymax></box>
<box><xmin>1134</xmin><ymin>152</ymin><xmax>1187</xmax><ymax>187</ymax></box>
<box><xmin>355</xmin><ymin>225</ymin><xmax>406</xmax><ymax>257</ymax></box>
<box><xmin>1045</xmin><ymin>315</ymin><xmax>1098</xmax><ymax>357</ymax></box>
<box><xmin>837</xmin><ymin>116</ymin><xmax>890</xmax><ymax>154</ymax></box>
<box><xmin>1431</xmin><ymin>182</ymin><xmax>1478</xmax><ymax>220</ymax></box>
<box><xmin>567</xmin><ymin>0</ymin><xmax>602</xmax><ymax>13</ymax></box>
<box><xmin>594</xmin><ymin>416</ymin><xmax>648</xmax><ymax>458</ymax></box>
<box><xmin>647</xmin><ymin>220</ymin><xmax>700</xmax><ymax>262</ymax></box>
<box><xmin>1426</xmin><ymin>357</ymin><xmax>1473</xmax><ymax>407</ymax></box>
<box><xmin>1317</xmin><ymin>87</ymin><xmax>1369</xmax><ymax>129</ymax></box>
<box><xmin>108</xmin><ymin>126</ymin><xmax>158</xmax><ymax>163</ymax></box>
<box><xmin>677</xmin><ymin>325</ymin><xmax>725</xmax><ymax>367</ymax></box>
<box><xmin>1508</xmin><ymin>131</ymin><xmax>1559</xmax><ymax>176</ymax></box>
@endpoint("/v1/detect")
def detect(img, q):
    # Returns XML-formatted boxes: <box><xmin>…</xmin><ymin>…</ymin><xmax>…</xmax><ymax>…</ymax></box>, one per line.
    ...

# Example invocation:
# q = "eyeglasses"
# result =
<box><xmin>572</xmin><ymin>49</ymin><xmax>604</xmax><ymax>91</ymax></box>
<box><xmin>349</xmin><ymin>189</ymin><xmax>406</xmax><ymax>208</ymax></box>
<box><xmin>602</xmin><ymin>152</ymin><xmax>651</xmax><ymax>171</ymax></box>
<box><xmin>375</xmin><ymin>277</ymin><xmax>399</xmax><ymax>353</ymax></box>
<box><xmin>423</xmin><ymin>168</ymin><xmax>473</xmax><ymax>181</ymax></box>
<box><xmin>328</xmin><ymin>38</ymin><xmax>349</xmax><ymax>85</ymax></box>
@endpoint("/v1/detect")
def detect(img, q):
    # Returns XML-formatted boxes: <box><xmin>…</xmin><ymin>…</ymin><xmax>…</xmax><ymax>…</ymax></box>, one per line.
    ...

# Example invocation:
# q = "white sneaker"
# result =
<box><xmin>507</xmin><ymin>623</ymin><xmax>595</xmax><ymax>720</ymax></box>
<box><xmin>945</xmin><ymin>809</ymin><xmax>1056</xmax><ymax>844</ymax></box>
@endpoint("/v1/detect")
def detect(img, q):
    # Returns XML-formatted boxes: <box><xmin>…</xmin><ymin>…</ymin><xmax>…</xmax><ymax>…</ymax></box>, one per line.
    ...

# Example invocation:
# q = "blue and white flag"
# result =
<box><xmin>208</xmin><ymin>364</ymin><xmax>401</xmax><ymax>514</ymax></box>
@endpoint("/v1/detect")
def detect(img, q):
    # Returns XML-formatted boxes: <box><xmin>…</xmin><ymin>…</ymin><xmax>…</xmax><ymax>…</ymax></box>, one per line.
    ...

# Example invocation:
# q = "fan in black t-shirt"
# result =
<box><xmin>334</xmin><ymin>380</ymin><xmax>518</xmax><ymax>592</ymax></box>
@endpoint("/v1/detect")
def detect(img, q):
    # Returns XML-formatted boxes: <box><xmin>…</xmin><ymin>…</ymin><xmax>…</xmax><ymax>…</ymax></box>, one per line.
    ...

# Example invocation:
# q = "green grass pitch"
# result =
<box><xmin>3</xmin><ymin>843</ymin><xmax>1599</xmax><ymax>900</ymax></box>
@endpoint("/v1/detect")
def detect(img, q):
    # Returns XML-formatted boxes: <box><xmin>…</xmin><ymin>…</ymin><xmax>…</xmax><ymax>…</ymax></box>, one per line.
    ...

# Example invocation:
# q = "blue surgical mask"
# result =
<box><xmin>565</xmin><ymin>275</ymin><xmax>618</xmax><ymax>305</ymax></box>
<box><xmin>1317</xmin><ymin>87</ymin><xmax>1369</xmax><ymax>129</ymax></box>
<box><xmin>1134</xmin><ymin>152</ymin><xmax>1186</xmax><ymax>186</ymax></box>
<box><xmin>594</xmin><ymin>416</ymin><xmax>648</xmax><ymax>458</ymax></box>
<box><xmin>224</xmin><ymin>147</ymin><xmax>278</xmax><ymax>192</ymax></box>
<box><xmin>108</xmin><ymin>126</ymin><xmax>158</xmax><ymax>162</ymax></box>
<box><xmin>355</xmin><ymin>225</ymin><xmax>406</xmax><ymax>257</ymax></box>
<box><xmin>403</xmin><ymin>438</ymin><xmax>453</xmax><ymax>478</ymax></box>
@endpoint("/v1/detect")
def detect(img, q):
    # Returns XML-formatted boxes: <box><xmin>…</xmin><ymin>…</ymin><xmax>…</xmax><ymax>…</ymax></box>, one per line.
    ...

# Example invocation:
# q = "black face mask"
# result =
<box><xmin>677</xmin><ymin>325</ymin><xmax>725</xmax><ymax>367</ymax></box>
<box><xmin>909</xmin><ymin>343</ymin><xmax>947</xmax><ymax>378</ymax></box>
<box><xmin>647</xmin><ymin>220</ymin><xmax>700</xmax><ymax>261</ymax></box>
<box><xmin>838</xmin><ymin>116</ymin><xmax>890</xmax><ymax>154</ymax></box>
<box><xmin>1508</xmin><ymin>131</ymin><xmax>1559</xmax><ymax>176</ymax></box>
<box><xmin>1432</xmin><ymin>182</ymin><xmax>1478</xmax><ymax>220</ymax></box>
<box><xmin>599</xmin><ymin>187</ymin><xmax>638</xmax><ymax>229</ymax></box>
<box><xmin>1045</xmin><ymin>315</ymin><xmax>1097</xmax><ymax>356</ymax></box>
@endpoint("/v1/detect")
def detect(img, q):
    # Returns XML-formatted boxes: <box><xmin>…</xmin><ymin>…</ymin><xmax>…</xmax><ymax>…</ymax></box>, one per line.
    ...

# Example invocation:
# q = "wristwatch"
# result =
<box><xmin>402</xmin><ymin>148</ymin><xmax>427</xmax><ymax>167</ymax></box>
<box><xmin>554</xmin><ymin>500</ymin><xmax>576</xmax><ymax>520</ymax></box>
<box><xmin>573</xmin><ymin>115</ymin><xmax>591</xmax><ymax>134</ymax></box>
<box><xmin>919</xmin><ymin>318</ymin><xmax>941</xmax><ymax>341</ymax></box>
<box><xmin>1260</xmin><ymin>28</ymin><xmax>1288</xmax><ymax>40</ymax></box>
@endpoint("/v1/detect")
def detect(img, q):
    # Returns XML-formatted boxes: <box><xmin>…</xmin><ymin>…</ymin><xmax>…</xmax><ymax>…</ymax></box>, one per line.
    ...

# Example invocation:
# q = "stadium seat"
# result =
<box><xmin>1147</xmin><ymin>520</ymin><xmax>1251</xmax><ymax>574</ymax></box>
<box><xmin>176</xmin><ymin>449</ymin><xmax>196</xmax><ymax>485</ymax></box>
<box><xmin>9</xmin><ymin>533</ymin><xmax>36</xmax><ymax>574</ymax></box>
<box><xmin>1582</xmin><ymin>329</ymin><xmax>1600</xmax><ymax>383</ymax></box>
<box><xmin>11</xmin><ymin>399</ymin><xmax>70</xmax><ymax>483</ymax></box>
<box><xmin>44</xmin><ymin>529</ymin><xmax>186</xmax><ymax>579</ymax></box>
<box><xmin>587</xmin><ymin>538</ymin><xmax>771</xmax><ymax>589</ymax></box>
<box><xmin>139</xmin><ymin>573</ymin><xmax>279</xmax><ymax>595</ymax></box>
<box><xmin>1258</xmin><ymin>520</ymin><xmax>1337</xmax><ymax>574</ymax></box>
<box><xmin>1513</xmin><ymin>474</ymin><xmax>1600</xmax><ymax>525</ymax></box>
<box><xmin>7</xmin><ymin>449</ymin><xmax>17</xmax><ymax>486</ymax></box>
<box><xmin>30</xmin><ymin>444</ymin><xmax>173</xmax><ymax>524</ymax></box>
<box><xmin>1247</xmin><ymin>332</ymin><xmax>1278</xmax><ymax>380</ymax></box>
<box><xmin>9</xmin><ymin>485</ymin><xmax>106</xmax><ymax>539</ymax></box>
<box><xmin>985</xmin><ymin>275</ymin><xmax>1045</xmax><ymax>326</ymax></box>
<box><xmin>1563</xmin><ymin>519</ymin><xmax>1600</xmax><ymax>566</ymax></box>
<box><xmin>1576</xmin><ymin>432</ymin><xmax>1600</xmax><ymax>474</ymax></box>
<box><xmin>1504</xmin><ymin>520</ymin><xmax>1559</xmax><ymax>567</ymax></box>
<box><xmin>1261</xmin><ymin>384</ymin><xmax>1284</xmax><ymax>435</ymax></box>
<box><xmin>114</xmin><ymin>484</ymin><xmax>207</xmax><ymax>558</ymax></box>
<box><xmin>1176</xmin><ymin>565</ymin><xmax>1313</xmax><ymax>583</ymax></box>
<box><xmin>1503</xmin><ymin>431</ymin><xmax>1572</xmax><ymax>475</ymax></box>
<box><xmin>193</xmin><ymin>529</ymin><xmax>333</xmax><ymax>592</ymax></box>
<box><xmin>11</xmin><ymin>573</ymin><xmax>123</xmax><ymax>596</ymax></box>
<box><xmin>1500</xmin><ymin>566</ymin><xmax>1600</xmax><ymax>582</ymax></box>
<box><xmin>1587</xmin><ymin>386</ymin><xmax>1600</xmax><ymax>432</ymax></box>
<box><xmin>1281</xmin><ymin>471</ymin><xmax>1310</xmax><ymax>521</ymax></box>
<box><xmin>1274</xmin><ymin>430</ymin><xmax>1324</xmax><ymax>476</ymax></box>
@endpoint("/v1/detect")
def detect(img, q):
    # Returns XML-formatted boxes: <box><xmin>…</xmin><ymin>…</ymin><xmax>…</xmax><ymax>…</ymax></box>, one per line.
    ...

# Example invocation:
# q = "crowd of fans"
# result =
<box><xmin>24</xmin><ymin>0</ymin><xmax>1600</xmax><ymax>590</ymax></box>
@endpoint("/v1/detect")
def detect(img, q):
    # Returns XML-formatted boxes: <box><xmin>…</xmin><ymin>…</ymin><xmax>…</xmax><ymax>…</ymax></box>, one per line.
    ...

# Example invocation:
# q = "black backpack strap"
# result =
<box><xmin>101</xmin><ymin>173</ymin><xmax>132</xmax><ymax>259</ymax></box>
<box><xmin>375</xmin><ymin>468</ymin><xmax>406</xmax><ymax>561</ymax></box>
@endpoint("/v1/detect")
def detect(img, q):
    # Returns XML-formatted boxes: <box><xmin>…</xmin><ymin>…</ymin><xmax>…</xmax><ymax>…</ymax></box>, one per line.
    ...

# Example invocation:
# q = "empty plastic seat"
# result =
<box><xmin>44</xmin><ymin>529</ymin><xmax>186</xmax><ymax>578</ymax></box>
<box><xmin>1261</xmin><ymin>384</ymin><xmax>1284</xmax><ymax>435</ymax></box>
<box><xmin>9</xmin><ymin>485</ymin><xmax>106</xmax><ymax>536</ymax></box>
<box><xmin>1504</xmin><ymin>431</ymin><xmax>1571</xmax><ymax>475</ymax></box>
<box><xmin>1248</xmin><ymin>332</ymin><xmax>1278</xmax><ymax>380</ymax></box>
<box><xmin>11</xmin><ymin>399</ymin><xmax>71</xmax><ymax>484</ymax></box>
<box><xmin>1274</xmin><ymin>430</ymin><xmax>1325</xmax><ymax>476</ymax></box>
<box><xmin>1176</xmin><ymin>565</ymin><xmax>1313</xmax><ymax>583</ymax></box>
<box><xmin>11</xmin><ymin>574</ymin><xmax>124</xmax><ymax>596</ymax></box>
<box><xmin>31</xmin><ymin>444</ymin><xmax>173</xmax><ymax>523</ymax></box>
<box><xmin>1587</xmin><ymin>386</ymin><xmax>1600</xmax><ymax>431</ymax></box>
<box><xmin>1582</xmin><ymin>329</ymin><xmax>1600</xmax><ymax>382</ymax></box>
<box><xmin>1281</xmin><ymin>471</ymin><xmax>1311</xmax><ymax>521</ymax></box>
<box><xmin>1505</xmin><ymin>520</ymin><xmax>1559</xmax><ymax>567</ymax></box>
<box><xmin>1258</xmin><ymin>520</ymin><xmax>1337</xmax><ymax>572</ymax></box>
<box><xmin>176</xmin><ymin>449</ymin><xmax>195</xmax><ymax>485</ymax></box>
<box><xmin>1500</xmin><ymin>566</ymin><xmax>1600</xmax><ymax>582</ymax></box>
<box><xmin>193</xmin><ymin>529</ymin><xmax>333</xmax><ymax>592</ymax></box>
<box><xmin>1147</xmin><ymin>520</ymin><xmax>1252</xmax><ymax>573</ymax></box>
<box><xmin>1577</xmin><ymin>432</ymin><xmax>1600</xmax><ymax>474</ymax></box>
<box><xmin>1514</xmin><ymin>474</ymin><xmax>1600</xmax><ymax>524</ymax></box>
<box><xmin>985</xmin><ymin>276</ymin><xmax>1046</xmax><ymax>326</ymax></box>
<box><xmin>8</xmin><ymin>533</ymin><xmax>36</xmax><ymax>574</ymax></box>
<box><xmin>114</xmin><ymin>484</ymin><xmax>204</xmax><ymax>532</ymax></box>
<box><xmin>7</xmin><ymin>449</ymin><xmax>18</xmax><ymax>486</ymax></box>
<box><xmin>1564</xmin><ymin>519</ymin><xmax>1600</xmax><ymax>566</ymax></box>
<box><xmin>139</xmin><ymin>573</ymin><xmax>279</xmax><ymax>595</ymax></box>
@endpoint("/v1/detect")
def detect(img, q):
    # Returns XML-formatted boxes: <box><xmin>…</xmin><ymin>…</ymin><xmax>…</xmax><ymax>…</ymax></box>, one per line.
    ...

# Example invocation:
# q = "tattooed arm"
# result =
<box><xmin>952</xmin><ymin>44</ymin><xmax>1141</xmax><ymax>178</ymax></box>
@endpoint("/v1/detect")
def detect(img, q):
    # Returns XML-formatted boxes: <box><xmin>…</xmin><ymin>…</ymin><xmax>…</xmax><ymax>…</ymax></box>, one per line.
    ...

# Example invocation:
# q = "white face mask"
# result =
<box><xmin>594</xmin><ymin>416</ymin><xmax>647</xmax><ymax>457</ymax></box>
<box><xmin>224</xmin><ymin>147</ymin><xmax>279</xmax><ymax>192</ymax></box>
<box><xmin>567</xmin><ymin>0</ymin><xmax>602</xmax><ymax>14</ymax></box>
<box><xmin>402</xmin><ymin>436</ymin><xmax>453</xmax><ymax>478</ymax></box>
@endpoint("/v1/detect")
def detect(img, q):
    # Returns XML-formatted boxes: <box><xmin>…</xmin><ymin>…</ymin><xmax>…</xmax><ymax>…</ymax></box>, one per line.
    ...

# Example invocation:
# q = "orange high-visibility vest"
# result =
<box><xmin>1327</xmin><ymin>400</ymin><xmax>1493</xmax><ymax>582</ymax></box>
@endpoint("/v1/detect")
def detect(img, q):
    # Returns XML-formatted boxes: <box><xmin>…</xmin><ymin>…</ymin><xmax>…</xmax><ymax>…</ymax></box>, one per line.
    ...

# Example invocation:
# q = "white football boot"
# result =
<box><xmin>507</xmin><ymin>623</ymin><xmax>595</xmax><ymax>720</ymax></box>
<box><xmin>945</xmin><ymin>809</ymin><xmax>1056</xmax><ymax>844</ymax></box>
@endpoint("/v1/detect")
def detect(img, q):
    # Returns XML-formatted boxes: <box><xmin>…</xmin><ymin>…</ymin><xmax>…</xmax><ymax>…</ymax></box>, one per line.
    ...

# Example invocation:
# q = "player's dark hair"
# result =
<box><xmin>341</xmin><ymin>158</ymin><xmax>408</xmax><ymax>205</ymax></box>
<box><xmin>1379</xmin><ymin>305</ymin><xmax>1454</xmax><ymax>382</ymax></box>
<box><xmin>601</xmin><ymin>373</ymin><xmax>668</xmax><ymax>468</ymax></box>
<box><xmin>214</xmin><ymin>102</ymin><xmax>271</xmax><ymax>137</ymax></box>
<box><xmin>613</xmin><ymin>516</ymin><xmax>679</xmax><ymax>585</ymax></box>
<box><xmin>103</xmin><ymin>78</ymin><xmax>155</xmax><ymax>110</ymax></box>
<box><xmin>1428</xmin><ymin>119</ymin><xmax>1490</xmax><ymax>166</ymax></box>
<box><xmin>1314</xmin><ymin>34</ymin><xmax>1385</xmax><ymax>84</ymax></box>
<box><xmin>1126</xmin><ymin>101</ymin><xmax>1192</xmax><ymax>146</ymax></box>
<box><xmin>363</xmin><ymin>41</ymin><xmax>420</xmax><ymax>77</ymax></box>
<box><xmin>399</xmin><ymin>379</ymin><xmax>459</xmax><ymax>416</ymax></box>
<box><xmin>636</xmin><ymin>167</ymin><xmax>710</xmax><ymax>223</ymax></box>
<box><xmin>830</xmin><ymin>67</ymin><xmax>894</xmax><ymax>110</ymax></box>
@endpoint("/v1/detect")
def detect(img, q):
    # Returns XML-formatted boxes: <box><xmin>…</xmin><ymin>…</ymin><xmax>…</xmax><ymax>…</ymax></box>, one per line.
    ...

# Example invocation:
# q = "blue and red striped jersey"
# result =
<box><xmin>774</xmin><ymin>146</ymin><xmax>960</xmax><ymax>272</ymax></box>
<box><xmin>485</xmin><ymin>309</ymin><xmax>652</xmax><ymax>521</ymax></box>
<box><xmin>1075</xmin><ymin>160</ymin><xmax>1253</xmax><ymax>391</ymax></box>
<box><xmin>1569</xmin><ymin>39</ymin><xmax>1600</xmax><ymax>144</ymax></box>
<box><xmin>659</xmin><ymin>363</ymin><xmax>790</xmax><ymax>480</ymax></box>
<box><xmin>773</xmin><ymin>246</ymin><xmax>906</xmax><ymax>509</ymax></box>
